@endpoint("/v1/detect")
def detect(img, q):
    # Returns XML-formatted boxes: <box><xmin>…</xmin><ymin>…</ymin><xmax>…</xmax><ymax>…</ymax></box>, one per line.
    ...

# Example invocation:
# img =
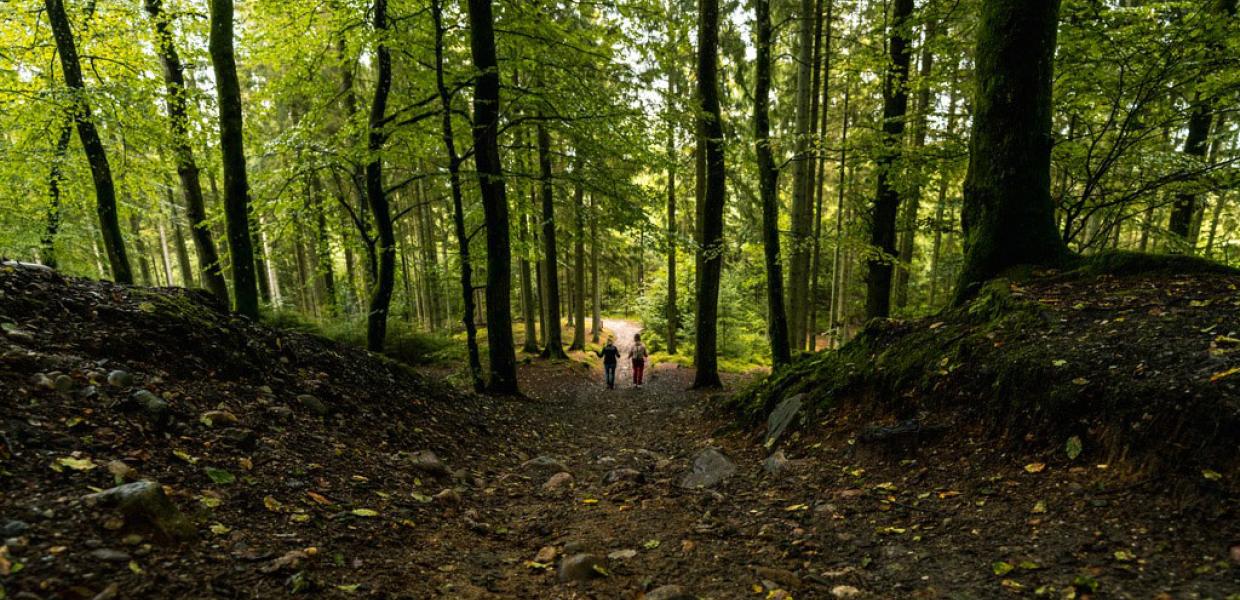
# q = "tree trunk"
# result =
<box><xmin>693</xmin><ymin>0</ymin><xmax>725</xmax><ymax>389</ymax></box>
<box><xmin>312</xmin><ymin>175</ymin><xmax>337</xmax><ymax>314</ymax></box>
<box><xmin>894</xmin><ymin>17</ymin><xmax>937</xmax><ymax>310</ymax></box>
<box><xmin>786</xmin><ymin>0</ymin><xmax>818</xmax><ymax>347</ymax></box>
<box><xmin>591</xmin><ymin>193</ymin><xmax>601</xmax><ymax>343</ymax></box>
<box><xmin>41</xmin><ymin>117</ymin><xmax>73</xmax><ymax>269</ymax></box>
<box><xmin>927</xmin><ymin>60</ymin><xmax>960</xmax><ymax>308</ymax></box>
<box><xmin>864</xmin><ymin>0</ymin><xmax>913</xmax><ymax>320</ymax></box>
<box><xmin>1167</xmin><ymin>100</ymin><xmax>1212</xmax><ymax>249</ymax></box>
<box><xmin>570</xmin><ymin>176</ymin><xmax>587</xmax><ymax>351</ymax></box>
<box><xmin>466</xmin><ymin>0</ymin><xmax>519</xmax><ymax>394</ymax></box>
<box><xmin>129</xmin><ymin>212</ymin><xmax>153</xmax><ymax>286</ymax></box>
<box><xmin>808</xmin><ymin>0</ymin><xmax>835</xmax><ymax>351</ymax></box>
<box><xmin>359</xmin><ymin>0</ymin><xmax>397</xmax><ymax>351</ymax></box>
<box><xmin>208</xmin><ymin>0</ymin><xmax>258</xmax><ymax>315</ymax></box>
<box><xmin>665</xmin><ymin>80</ymin><xmax>678</xmax><ymax>355</ymax></box>
<box><xmin>146</xmin><ymin>0</ymin><xmax>228</xmax><ymax>303</ymax></box>
<box><xmin>954</xmin><ymin>0</ymin><xmax>1068</xmax><ymax>302</ymax></box>
<box><xmin>754</xmin><ymin>0</ymin><xmax>791</xmax><ymax>368</ymax></box>
<box><xmin>828</xmin><ymin>85</ymin><xmax>850</xmax><ymax>346</ymax></box>
<box><xmin>537</xmin><ymin>123</ymin><xmax>568</xmax><ymax>359</ymax></box>
<box><xmin>432</xmin><ymin>0</ymin><xmax>485</xmax><ymax>390</ymax></box>
<box><xmin>167</xmin><ymin>184</ymin><xmax>195</xmax><ymax>287</ymax></box>
<box><xmin>45</xmin><ymin>0</ymin><xmax>132</xmax><ymax>284</ymax></box>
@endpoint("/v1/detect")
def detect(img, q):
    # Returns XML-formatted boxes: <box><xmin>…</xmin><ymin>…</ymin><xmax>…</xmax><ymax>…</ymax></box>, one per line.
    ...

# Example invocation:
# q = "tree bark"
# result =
<box><xmin>894</xmin><ymin>17</ymin><xmax>937</xmax><ymax>310</ymax></box>
<box><xmin>41</xmin><ymin>117</ymin><xmax>73</xmax><ymax>269</ymax></box>
<box><xmin>927</xmin><ymin>59</ymin><xmax>960</xmax><ymax>308</ymax></box>
<box><xmin>954</xmin><ymin>0</ymin><xmax>1068</xmax><ymax>303</ymax></box>
<box><xmin>359</xmin><ymin>0</ymin><xmax>396</xmax><ymax>351</ymax></box>
<box><xmin>208</xmin><ymin>0</ymin><xmax>258</xmax><ymax>315</ymax></box>
<box><xmin>145</xmin><ymin>0</ymin><xmax>228</xmax><ymax>303</ymax></box>
<box><xmin>466</xmin><ymin>0</ymin><xmax>519</xmax><ymax>394</ymax></box>
<box><xmin>755</xmin><ymin>0</ymin><xmax>791</xmax><ymax>368</ymax></box>
<box><xmin>536</xmin><ymin>123</ymin><xmax>568</xmax><ymax>359</ymax></box>
<box><xmin>828</xmin><ymin>85</ymin><xmax>850</xmax><ymax>346</ymax></box>
<box><xmin>864</xmin><ymin>0</ymin><xmax>913</xmax><ymax>320</ymax></box>
<box><xmin>786</xmin><ymin>0</ymin><xmax>818</xmax><ymax>347</ymax></box>
<box><xmin>45</xmin><ymin>0</ymin><xmax>132</xmax><ymax>284</ymax></box>
<box><xmin>1167</xmin><ymin>99</ymin><xmax>1212</xmax><ymax>249</ymax></box>
<box><xmin>165</xmin><ymin>182</ymin><xmax>194</xmax><ymax>286</ymax></box>
<box><xmin>570</xmin><ymin>175</ymin><xmax>587</xmax><ymax>351</ymax></box>
<box><xmin>693</xmin><ymin>0</ymin><xmax>725</xmax><ymax>389</ymax></box>
<box><xmin>591</xmin><ymin>193</ymin><xmax>601</xmax><ymax>343</ymax></box>
<box><xmin>665</xmin><ymin>78</ymin><xmax>679</xmax><ymax>355</ymax></box>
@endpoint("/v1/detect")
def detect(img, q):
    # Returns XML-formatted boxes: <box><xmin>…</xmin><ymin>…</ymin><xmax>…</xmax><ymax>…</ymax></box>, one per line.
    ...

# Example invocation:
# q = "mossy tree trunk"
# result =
<box><xmin>953</xmin><ymin>0</ymin><xmax>1069</xmax><ymax>304</ymax></box>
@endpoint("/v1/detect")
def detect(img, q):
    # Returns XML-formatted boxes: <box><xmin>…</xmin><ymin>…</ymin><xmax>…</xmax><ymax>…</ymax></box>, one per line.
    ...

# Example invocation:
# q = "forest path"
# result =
<box><xmin>426</xmin><ymin>321</ymin><xmax>802</xmax><ymax>598</ymax></box>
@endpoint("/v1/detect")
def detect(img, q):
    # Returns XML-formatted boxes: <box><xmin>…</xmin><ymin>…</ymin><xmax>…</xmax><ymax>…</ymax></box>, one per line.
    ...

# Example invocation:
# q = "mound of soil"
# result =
<box><xmin>734</xmin><ymin>267</ymin><xmax>1240</xmax><ymax>486</ymax></box>
<box><xmin>0</xmin><ymin>263</ymin><xmax>517</xmax><ymax>598</ymax></box>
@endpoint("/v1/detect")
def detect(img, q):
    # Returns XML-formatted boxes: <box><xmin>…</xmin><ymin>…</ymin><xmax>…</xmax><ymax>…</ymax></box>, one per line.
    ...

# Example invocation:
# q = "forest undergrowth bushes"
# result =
<box><xmin>731</xmin><ymin>254</ymin><xmax>1240</xmax><ymax>487</ymax></box>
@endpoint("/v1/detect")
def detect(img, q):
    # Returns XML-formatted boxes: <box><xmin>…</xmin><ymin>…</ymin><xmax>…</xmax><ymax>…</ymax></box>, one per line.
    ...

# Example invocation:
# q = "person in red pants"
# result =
<box><xmin>630</xmin><ymin>333</ymin><xmax>649</xmax><ymax>386</ymax></box>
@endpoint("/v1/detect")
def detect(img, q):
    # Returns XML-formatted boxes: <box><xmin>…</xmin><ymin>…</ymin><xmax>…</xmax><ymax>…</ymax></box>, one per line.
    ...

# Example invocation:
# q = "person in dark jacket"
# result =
<box><xmin>597</xmin><ymin>337</ymin><xmax>620</xmax><ymax>389</ymax></box>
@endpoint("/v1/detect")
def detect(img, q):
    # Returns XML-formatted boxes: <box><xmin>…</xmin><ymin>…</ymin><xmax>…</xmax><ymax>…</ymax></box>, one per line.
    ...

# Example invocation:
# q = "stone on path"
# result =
<box><xmin>607</xmin><ymin>549</ymin><xmax>637</xmax><ymax>560</ymax></box>
<box><xmin>534</xmin><ymin>546</ymin><xmax>557</xmax><ymax>564</ymax></box>
<box><xmin>558</xmin><ymin>553</ymin><xmax>605</xmax><ymax>582</ymax></box>
<box><xmin>764</xmin><ymin>394</ymin><xmax>804</xmax><ymax>450</ymax></box>
<box><xmin>296</xmin><ymin>393</ymin><xmax>329</xmax><ymax>416</ymax></box>
<box><xmin>410</xmin><ymin>450</ymin><xmax>449</xmax><ymax>477</ymax></box>
<box><xmin>521</xmin><ymin>456</ymin><xmax>570</xmax><ymax>477</ymax></box>
<box><xmin>543</xmin><ymin>472</ymin><xmax>573</xmax><ymax>492</ymax></box>
<box><xmin>831</xmin><ymin>585</ymin><xmax>862</xmax><ymax>598</ymax></box>
<box><xmin>679</xmin><ymin>448</ymin><xmax>736</xmax><ymax>489</ymax></box>
<box><xmin>82</xmin><ymin>480</ymin><xmax>195</xmax><ymax>541</ymax></box>
<box><xmin>762</xmin><ymin>450</ymin><xmax>790</xmax><ymax>475</ymax></box>
<box><xmin>603</xmin><ymin>468</ymin><xmax>643</xmax><ymax>484</ymax></box>
<box><xmin>644</xmin><ymin>584</ymin><xmax>695</xmax><ymax>600</ymax></box>
<box><xmin>88</xmin><ymin>548</ymin><xmax>131</xmax><ymax>563</ymax></box>
<box><xmin>131</xmin><ymin>390</ymin><xmax>169</xmax><ymax>424</ymax></box>
<box><xmin>106</xmin><ymin>369</ymin><xmax>133</xmax><ymax>387</ymax></box>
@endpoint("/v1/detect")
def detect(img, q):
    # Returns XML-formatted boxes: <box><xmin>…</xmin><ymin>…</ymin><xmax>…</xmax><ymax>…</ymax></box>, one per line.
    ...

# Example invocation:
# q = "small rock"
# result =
<box><xmin>765</xmin><ymin>394</ymin><xmax>805</xmax><ymax>449</ymax></box>
<box><xmin>256</xmin><ymin>385</ymin><xmax>274</xmax><ymax>396</ymax></box>
<box><xmin>607</xmin><ymin>549</ymin><xmax>637</xmax><ymax>560</ymax></box>
<box><xmin>0</xmin><ymin>520</ymin><xmax>30</xmax><ymax>537</ymax></box>
<box><xmin>131</xmin><ymin>390</ymin><xmax>169</xmax><ymax>423</ymax></box>
<box><xmin>831</xmin><ymin>585</ymin><xmax>862</xmax><ymax>598</ymax></box>
<box><xmin>1230</xmin><ymin>544</ymin><xmax>1240</xmax><ymax>565</ymax></box>
<box><xmin>434</xmin><ymin>488</ymin><xmax>462</xmax><ymax>505</ymax></box>
<box><xmin>534</xmin><ymin>546</ymin><xmax>557</xmax><ymax>564</ymax></box>
<box><xmin>296</xmin><ymin>394</ymin><xmax>329</xmax><ymax>416</ymax></box>
<box><xmin>521</xmin><ymin>456</ymin><xmax>570</xmax><ymax>476</ymax></box>
<box><xmin>200</xmin><ymin>410</ymin><xmax>239</xmax><ymax>427</ymax></box>
<box><xmin>220</xmin><ymin>428</ymin><xmax>258</xmax><ymax>450</ymax></box>
<box><xmin>558</xmin><ymin>553</ymin><xmax>604</xmax><ymax>582</ymax></box>
<box><xmin>754</xmin><ymin>566</ymin><xmax>801</xmax><ymax>589</ymax></box>
<box><xmin>645</xmin><ymin>585</ymin><xmax>694</xmax><ymax>600</ymax></box>
<box><xmin>763</xmin><ymin>450</ymin><xmax>791</xmax><ymax>475</ymax></box>
<box><xmin>106</xmin><ymin>370</ymin><xmax>133</xmax><ymax>387</ymax></box>
<box><xmin>267</xmin><ymin>406</ymin><xmax>295</xmax><ymax>421</ymax></box>
<box><xmin>410</xmin><ymin>450</ymin><xmax>449</xmax><ymax>477</ymax></box>
<box><xmin>562</xmin><ymin>541</ymin><xmax>588</xmax><ymax>555</ymax></box>
<box><xmin>30</xmin><ymin>373</ymin><xmax>54</xmax><ymax>390</ymax></box>
<box><xmin>603</xmin><ymin>468</ymin><xmax>644</xmax><ymax>485</ymax></box>
<box><xmin>106</xmin><ymin>460</ymin><xmax>139</xmax><ymax>482</ymax></box>
<box><xmin>88</xmin><ymin>548</ymin><xmax>131</xmax><ymax>563</ymax></box>
<box><xmin>52</xmin><ymin>374</ymin><xmax>74</xmax><ymax>393</ymax></box>
<box><xmin>82</xmin><ymin>481</ymin><xmax>195</xmax><ymax>541</ymax></box>
<box><xmin>5</xmin><ymin>329</ymin><xmax>35</xmax><ymax>344</ymax></box>
<box><xmin>543</xmin><ymin>472</ymin><xmax>574</xmax><ymax>491</ymax></box>
<box><xmin>679</xmin><ymin>448</ymin><xmax>736</xmax><ymax>489</ymax></box>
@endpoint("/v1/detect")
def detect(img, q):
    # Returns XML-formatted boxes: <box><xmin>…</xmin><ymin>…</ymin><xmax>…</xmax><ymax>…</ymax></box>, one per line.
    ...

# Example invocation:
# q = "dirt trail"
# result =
<box><xmin>418</xmin><ymin>320</ymin><xmax>1237</xmax><ymax>599</ymax></box>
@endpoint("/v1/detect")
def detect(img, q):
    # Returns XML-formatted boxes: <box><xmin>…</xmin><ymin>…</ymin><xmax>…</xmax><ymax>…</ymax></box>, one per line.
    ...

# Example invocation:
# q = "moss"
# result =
<box><xmin>1068</xmin><ymin>250</ymin><xmax>1239</xmax><ymax>277</ymax></box>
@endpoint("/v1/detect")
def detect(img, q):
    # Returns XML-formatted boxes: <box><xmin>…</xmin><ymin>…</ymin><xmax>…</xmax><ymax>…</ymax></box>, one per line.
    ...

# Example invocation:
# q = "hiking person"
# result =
<box><xmin>597</xmin><ymin>337</ymin><xmax>620</xmax><ymax>389</ymax></box>
<box><xmin>630</xmin><ymin>333</ymin><xmax>648</xmax><ymax>386</ymax></box>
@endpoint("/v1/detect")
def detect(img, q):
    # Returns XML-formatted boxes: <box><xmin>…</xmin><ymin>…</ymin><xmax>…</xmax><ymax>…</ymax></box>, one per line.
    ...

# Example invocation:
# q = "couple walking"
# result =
<box><xmin>597</xmin><ymin>333</ymin><xmax>648</xmax><ymax>389</ymax></box>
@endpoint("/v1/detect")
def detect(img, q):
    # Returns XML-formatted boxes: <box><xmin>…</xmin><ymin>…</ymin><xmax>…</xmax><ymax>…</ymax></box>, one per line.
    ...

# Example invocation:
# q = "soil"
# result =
<box><xmin>1</xmin><ymin>263</ymin><xmax>1238</xmax><ymax>599</ymax></box>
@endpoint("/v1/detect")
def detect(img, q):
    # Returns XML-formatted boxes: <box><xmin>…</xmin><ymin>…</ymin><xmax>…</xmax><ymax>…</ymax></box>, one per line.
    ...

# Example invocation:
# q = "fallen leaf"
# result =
<box><xmin>351</xmin><ymin>508</ymin><xmax>379</xmax><ymax>517</ymax></box>
<box><xmin>53</xmin><ymin>457</ymin><xmax>97</xmax><ymax>472</ymax></box>
<box><xmin>205</xmin><ymin>467</ymin><xmax>235</xmax><ymax>485</ymax></box>
<box><xmin>209</xmin><ymin>523</ymin><xmax>231</xmax><ymax>535</ymax></box>
<box><xmin>992</xmin><ymin>561</ymin><xmax>1015</xmax><ymax>576</ymax></box>
<box><xmin>1065</xmin><ymin>436</ymin><xmax>1083</xmax><ymax>460</ymax></box>
<box><xmin>1024</xmin><ymin>463</ymin><xmax>1046</xmax><ymax>474</ymax></box>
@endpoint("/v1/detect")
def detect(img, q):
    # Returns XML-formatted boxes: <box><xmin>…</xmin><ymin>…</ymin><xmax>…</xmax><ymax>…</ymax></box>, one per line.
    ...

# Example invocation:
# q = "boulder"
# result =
<box><xmin>131</xmin><ymin>390</ymin><xmax>170</xmax><ymax>424</ymax></box>
<box><xmin>764</xmin><ymin>394</ymin><xmax>804</xmax><ymax>450</ymax></box>
<box><xmin>296</xmin><ymin>394</ymin><xmax>329</xmax><ymax>417</ymax></box>
<box><xmin>106</xmin><ymin>370</ymin><xmax>133</xmax><ymax>388</ymax></box>
<box><xmin>521</xmin><ymin>456</ymin><xmax>570</xmax><ymax>476</ymax></box>
<box><xmin>543</xmin><ymin>472</ymin><xmax>574</xmax><ymax>492</ymax></box>
<box><xmin>82</xmin><ymin>481</ymin><xmax>195</xmax><ymax>541</ymax></box>
<box><xmin>410</xmin><ymin>450</ymin><xmax>449</xmax><ymax>477</ymax></box>
<box><xmin>679</xmin><ymin>448</ymin><xmax>736</xmax><ymax>489</ymax></box>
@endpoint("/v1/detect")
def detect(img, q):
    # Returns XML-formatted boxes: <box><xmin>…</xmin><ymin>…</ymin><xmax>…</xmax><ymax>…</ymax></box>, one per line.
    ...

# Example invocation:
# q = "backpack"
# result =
<box><xmin>633</xmin><ymin>343</ymin><xmax>648</xmax><ymax>361</ymax></box>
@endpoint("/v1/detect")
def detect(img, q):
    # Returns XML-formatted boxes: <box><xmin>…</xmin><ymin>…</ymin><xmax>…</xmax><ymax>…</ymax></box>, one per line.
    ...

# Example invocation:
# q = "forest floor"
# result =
<box><xmin>1</xmin><ymin>263</ymin><xmax>1238</xmax><ymax>599</ymax></box>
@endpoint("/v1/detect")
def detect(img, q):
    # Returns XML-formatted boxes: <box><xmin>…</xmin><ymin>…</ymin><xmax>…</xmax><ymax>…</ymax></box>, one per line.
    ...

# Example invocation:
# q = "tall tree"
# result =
<box><xmin>44</xmin><ymin>0</ymin><xmax>132</xmax><ymax>284</ymax></box>
<box><xmin>363</xmin><ymin>0</ymin><xmax>397</xmax><ymax>351</ymax></box>
<box><xmin>754</xmin><ymin>0</ymin><xmax>791</xmax><ymax>367</ymax></box>
<box><xmin>786</xmin><ymin>0</ymin><xmax>818</xmax><ymax>346</ymax></box>
<box><xmin>954</xmin><ymin>0</ymin><xmax>1068</xmax><ymax>302</ymax></box>
<box><xmin>144</xmin><ymin>0</ymin><xmax>229</xmax><ymax>304</ymax></box>
<box><xmin>693</xmin><ymin>0</ymin><xmax>725</xmax><ymax>389</ymax></box>
<box><xmin>893</xmin><ymin>16</ymin><xmax>938</xmax><ymax>310</ymax></box>
<box><xmin>466</xmin><ymin>0</ymin><xmax>519</xmax><ymax>394</ymax></box>
<box><xmin>208</xmin><ymin>0</ymin><xmax>259</xmax><ymax>316</ymax></box>
<box><xmin>537</xmin><ymin>124</ymin><xmax>568</xmax><ymax>359</ymax></box>
<box><xmin>864</xmin><ymin>0</ymin><xmax>913</xmax><ymax>319</ymax></box>
<box><xmin>570</xmin><ymin>176</ymin><xmax>587</xmax><ymax>351</ymax></box>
